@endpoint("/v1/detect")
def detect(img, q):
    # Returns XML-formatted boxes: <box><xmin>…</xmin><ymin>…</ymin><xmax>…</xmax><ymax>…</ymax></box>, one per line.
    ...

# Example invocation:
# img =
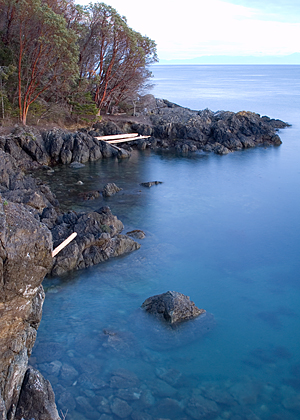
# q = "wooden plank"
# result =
<box><xmin>52</xmin><ymin>232</ymin><xmax>77</xmax><ymax>258</ymax></box>
<box><xmin>106</xmin><ymin>135</ymin><xmax>151</xmax><ymax>144</ymax></box>
<box><xmin>95</xmin><ymin>133</ymin><xmax>139</xmax><ymax>141</ymax></box>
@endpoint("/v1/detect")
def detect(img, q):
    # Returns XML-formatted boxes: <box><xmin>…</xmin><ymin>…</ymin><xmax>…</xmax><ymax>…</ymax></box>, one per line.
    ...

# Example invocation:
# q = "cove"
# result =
<box><xmin>31</xmin><ymin>122</ymin><xmax>300</xmax><ymax>419</ymax></box>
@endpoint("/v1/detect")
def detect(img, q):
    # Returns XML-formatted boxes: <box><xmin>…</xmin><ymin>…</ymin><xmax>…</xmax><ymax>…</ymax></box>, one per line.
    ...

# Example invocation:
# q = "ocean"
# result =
<box><xmin>32</xmin><ymin>65</ymin><xmax>300</xmax><ymax>420</ymax></box>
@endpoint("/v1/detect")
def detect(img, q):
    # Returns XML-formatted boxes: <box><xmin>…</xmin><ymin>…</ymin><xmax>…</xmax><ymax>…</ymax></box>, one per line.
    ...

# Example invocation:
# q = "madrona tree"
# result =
<box><xmin>78</xmin><ymin>2</ymin><xmax>157</xmax><ymax>114</ymax></box>
<box><xmin>0</xmin><ymin>0</ymin><xmax>78</xmax><ymax>125</ymax></box>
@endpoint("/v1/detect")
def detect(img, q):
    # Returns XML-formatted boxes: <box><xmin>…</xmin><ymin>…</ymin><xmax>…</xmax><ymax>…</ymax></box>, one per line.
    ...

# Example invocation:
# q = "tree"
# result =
<box><xmin>78</xmin><ymin>2</ymin><xmax>157</xmax><ymax>114</ymax></box>
<box><xmin>0</xmin><ymin>65</ymin><xmax>15</xmax><ymax>119</ymax></box>
<box><xmin>0</xmin><ymin>0</ymin><xmax>79</xmax><ymax>125</ymax></box>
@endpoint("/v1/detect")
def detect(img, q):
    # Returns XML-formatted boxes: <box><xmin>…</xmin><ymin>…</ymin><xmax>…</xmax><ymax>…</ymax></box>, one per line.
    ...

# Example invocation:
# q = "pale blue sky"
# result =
<box><xmin>77</xmin><ymin>0</ymin><xmax>300</xmax><ymax>61</ymax></box>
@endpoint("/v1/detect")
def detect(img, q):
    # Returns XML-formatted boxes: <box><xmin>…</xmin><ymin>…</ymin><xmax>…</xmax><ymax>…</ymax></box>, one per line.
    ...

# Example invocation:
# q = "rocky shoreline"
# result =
<box><xmin>0</xmin><ymin>98</ymin><xmax>290</xmax><ymax>419</ymax></box>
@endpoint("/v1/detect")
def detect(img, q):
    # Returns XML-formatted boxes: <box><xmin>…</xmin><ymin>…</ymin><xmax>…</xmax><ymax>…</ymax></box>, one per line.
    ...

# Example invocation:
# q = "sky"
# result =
<box><xmin>77</xmin><ymin>0</ymin><xmax>300</xmax><ymax>62</ymax></box>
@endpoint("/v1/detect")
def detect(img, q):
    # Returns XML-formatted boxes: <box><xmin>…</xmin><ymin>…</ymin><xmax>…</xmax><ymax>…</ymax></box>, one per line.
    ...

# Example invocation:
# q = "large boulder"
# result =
<box><xmin>0</xmin><ymin>196</ymin><xmax>53</xmax><ymax>419</ymax></box>
<box><xmin>141</xmin><ymin>291</ymin><xmax>205</xmax><ymax>324</ymax></box>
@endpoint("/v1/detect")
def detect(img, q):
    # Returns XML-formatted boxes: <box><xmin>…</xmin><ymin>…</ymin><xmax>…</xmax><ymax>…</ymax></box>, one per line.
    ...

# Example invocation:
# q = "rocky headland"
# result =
<box><xmin>0</xmin><ymin>97</ymin><xmax>290</xmax><ymax>419</ymax></box>
<box><xmin>0</xmin><ymin>151</ymin><xmax>140</xmax><ymax>418</ymax></box>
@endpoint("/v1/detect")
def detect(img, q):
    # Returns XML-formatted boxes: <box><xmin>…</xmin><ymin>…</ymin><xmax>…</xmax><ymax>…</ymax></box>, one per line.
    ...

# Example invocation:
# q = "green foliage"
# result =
<box><xmin>69</xmin><ymin>92</ymin><xmax>98</xmax><ymax>117</ymax></box>
<box><xmin>0</xmin><ymin>0</ymin><xmax>158</xmax><ymax>124</ymax></box>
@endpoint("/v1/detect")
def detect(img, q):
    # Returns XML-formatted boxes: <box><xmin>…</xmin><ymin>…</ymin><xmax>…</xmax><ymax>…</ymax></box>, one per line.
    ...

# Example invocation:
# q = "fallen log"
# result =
<box><xmin>95</xmin><ymin>133</ymin><xmax>139</xmax><ymax>141</ymax></box>
<box><xmin>52</xmin><ymin>232</ymin><xmax>77</xmax><ymax>257</ymax></box>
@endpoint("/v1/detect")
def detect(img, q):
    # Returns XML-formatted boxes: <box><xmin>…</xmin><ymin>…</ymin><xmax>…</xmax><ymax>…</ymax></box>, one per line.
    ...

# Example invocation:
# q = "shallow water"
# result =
<box><xmin>31</xmin><ymin>66</ymin><xmax>300</xmax><ymax>420</ymax></box>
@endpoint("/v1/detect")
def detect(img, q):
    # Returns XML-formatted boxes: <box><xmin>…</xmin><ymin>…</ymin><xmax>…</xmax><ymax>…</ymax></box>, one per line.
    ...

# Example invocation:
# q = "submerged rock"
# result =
<box><xmin>132</xmin><ymin>293</ymin><xmax>215</xmax><ymax>350</ymax></box>
<box><xmin>141</xmin><ymin>291</ymin><xmax>205</xmax><ymax>324</ymax></box>
<box><xmin>140</xmin><ymin>181</ymin><xmax>163</xmax><ymax>188</ymax></box>
<box><xmin>126</xmin><ymin>230</ymin><xmax>146</xmax><ymax>239</ymax></box>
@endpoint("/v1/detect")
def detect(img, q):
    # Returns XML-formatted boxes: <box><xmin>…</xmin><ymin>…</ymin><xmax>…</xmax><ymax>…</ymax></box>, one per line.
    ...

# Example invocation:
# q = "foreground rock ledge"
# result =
<box><xmin>141</xmin><ymin>291</ymin><xmax>205</xmax><ymax>324</ymax></box>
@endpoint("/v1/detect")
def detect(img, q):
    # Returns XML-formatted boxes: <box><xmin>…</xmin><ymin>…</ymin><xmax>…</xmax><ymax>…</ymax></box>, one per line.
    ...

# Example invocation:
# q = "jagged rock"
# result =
<box><xmin>14</xmin><ymin>368</ymin><xmax>60</xmax><ymax>420</ymax></box>
<box><xmin>94</xmin><ymin>98</ymin><xmax>289</xmax><ymax>154</ymax></box>
<box><xmin>51</xmin><ymin>207</ymin><xmax>140</xmax><ymax>276</ymax></box>
<box><xmin>141</xmin><ymin>291</ymin><xmax>205</xmax><ymax>324</ymax></box>
<box><xmin>102</xmin><ymin>182</ymin><xmax>122</xmax><ymax>197</ymax></box>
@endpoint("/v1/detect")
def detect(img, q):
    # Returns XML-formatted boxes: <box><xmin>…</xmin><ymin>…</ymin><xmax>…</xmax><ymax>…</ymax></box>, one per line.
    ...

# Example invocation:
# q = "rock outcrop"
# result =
<box><xmin>14</xmin><ymin>368</ymin><xmax>60</xmax><ymax>420</ymax></box>
<box><xmin>0</xmin><ymin>148</ymin><xmax>141</xmax><ymax>418</ymax></box>
<box><xmin>141</xmin><ymin>291</ymin><xmax>205</xmax><ymax>324</ymax></box>
<box><xmin>0</xmin><ymin>196</ymin><xmax>55</xmax><ymax>419</ymax></box>
<box><xmin>92</xmin><ymin>97</ymin><xmax>290</xmax><ymax>155</ymax></box>
<box><xmin>0</xmin><ymin>98</ymin><xmax>289</xmax><ymax>172</ymax></box>
<box><xmin>50</xmin><ymin>207</ymin><xmax>140</xmax><ymax>276</ymax></box>
<box><xmin>102</xmin><ymin>182</ymin><xmax>122</xmax><ymax>197</ymax></box>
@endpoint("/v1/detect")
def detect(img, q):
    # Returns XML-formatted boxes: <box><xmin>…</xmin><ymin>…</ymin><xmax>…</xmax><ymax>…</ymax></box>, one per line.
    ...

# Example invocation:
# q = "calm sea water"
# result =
<box><xmin>32</xmin><ymin>66</ymin><xmax>300</xmax><ymax>420</ymax></box>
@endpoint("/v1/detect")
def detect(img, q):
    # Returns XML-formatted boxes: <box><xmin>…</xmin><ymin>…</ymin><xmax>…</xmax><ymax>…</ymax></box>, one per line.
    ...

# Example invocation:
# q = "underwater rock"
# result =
<box><xmin>132</xmin><ymin>306</ymin><xmax>215</xmax><ymax>351</ymax></box>
<box><xmin>69</xmin><ymin>161</ymin><xmax>85</xmax><ymax>168</ymax></box>
<box><xmin>111</xmin><ymin>397</ymin><xmax>132</xmax><ymax>418</ymax></box>
<box><xmin>155</xmin><ymin>367</ymin><xmax>182</xmax><ymax>387</ymax></box>
<box><xmin>185</xmin><ymin>395</ymin><xmax>219</xmax><ymax>420</ymax></box>
<box><xmin>141</xmin><ymin>291</ymin><xmax>205</xmax><ymax>324</ymax></box>
<box><xmin>109</xmin><ymin>369</ymin><xmax>140</xmax><ymax>389</ymax></box>
<box><xmin>126</xmin><ymin>229</ymin><xmax>146</xmax><ymax>239</ymax></box>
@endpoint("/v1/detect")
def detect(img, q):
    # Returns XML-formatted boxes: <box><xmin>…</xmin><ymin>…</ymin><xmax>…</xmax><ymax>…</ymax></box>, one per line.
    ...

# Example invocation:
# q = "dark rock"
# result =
<box><xmin>78</xmin><ymin>190</ymin><xmax>101</xmax><ymax>201</ymax></box>
<box><xmin>14</xmin><ymin>368</ymin><xmax>60</xmax><ymax>420</ymax></box>
<box><xmin>0</xmin><ymin>194</ymin><xmax>53</xmax><ymax>417</ymax></box>
<box><xmin>101</xmin><ymin>329</ymin><xmax>137</xmax><ymax>355</ymax></box>
<box><xmin>76</xmin><ymin>396</ymin><xmax>99</xmax><ymax>419</ymax></box>
<box><xmin>57</xmin><ymin>390</ymin><xmax>76</xmax><ymax>412</ymax></box>
<box><xmin>99</xmin><ymin>415</ymin><xmax>113</xmax><ymax>420</ymax></box>
<box><xmin>102</xmin><ymin>182</ymin><xmax>122</xmax><ymax>197</ymax></box>
<box><xmin>111</xmin><ymin>397</ymin><xmax>132</xmax><ymax>418</ymax></box>
<box><xmin>212</xmin><ymin>143</ymin><xmax>230</xmax><ymax>155</ymax></box>
<box><xmin>185</xmin><ymin>395</ymin><xmax>219</xmax><ymax>420</ymax></box>
<box><xmin>39</xmin><ymin>360</ymin><xmax>62</xmax><ymax>377</ymax></box>
<box><xmin>110</xmin><ymin>369</ymin><xmax>139</xmax><ymax>389</ymax></box>
<box><xmin>141</xmin><ymin>291</ymin><xmax>205</xmax><ymax>324</ymax></box>
<box><xmin>60</xmin><ymin>363</ymin><xmax>79</xmax><ymax>385</ymax></box>
<box><xmin>140</xmin><ymin>181</ymin><xmax>163</xmax><ymax>188</ymax></box>
<box><xmin>201</xmin><ymin>383</ymin><xmax>236</xmax><ymax>406</ymax></box>
<box><xmin>78</xmin><ymin>373</ymin><xmax>107</xmax><ymax>390</ymax></box>
<box><xmin>116</xmin><ymin>388</ymin><xmax>141</xmax><ymax>401</ymax></box>
<box><xmin>150</xmin><ymin>378</ymin><xmax>177</xmax><ymax>398</ymax></box>
<box><xmin>97</xmin><ymin>396</ymin><xmax>111</xmax><ymax>414</ymax></box>
<box><xmin>33</xmin><ymin>342</ymin><xmax>65</xmax><ymax>363</ymax></box>
<box><xmin>155</xmin><ymin>367</ymin><xmax>182</xmax><ymax>387</ymax></box>
<box><xmin>131</xmin><ymin>411</ymin><xmax>153</xmax><ymax>420</ymax></box>
<box><xmin>229</xmin><ymin>380</ymin><xmax>260</xmax><ymax>405</ymax></box>
<box><xmin>132</xmin><ymin>307</ymin><xmax>215</xmax><ymax>351</ymax></box>
<box><xmin>150</xmin><ymin>397</ymin><xmax>183</xmax><ymax>419</ymax></box>
<box><xmin>51</xmin><ymin>207</ymin><xmax>140</xmax><ymax>276</ymax></box>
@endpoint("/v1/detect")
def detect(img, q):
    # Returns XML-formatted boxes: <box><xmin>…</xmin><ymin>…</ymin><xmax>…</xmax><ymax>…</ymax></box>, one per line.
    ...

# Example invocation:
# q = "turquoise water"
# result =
<box><xmin>31</xmin><ymin>66</ymin><xmax>300</xmax><ymax>420</ymax></box>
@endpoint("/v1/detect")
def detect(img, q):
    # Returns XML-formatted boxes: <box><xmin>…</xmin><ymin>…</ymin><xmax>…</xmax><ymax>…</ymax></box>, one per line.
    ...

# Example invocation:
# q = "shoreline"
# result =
<box><xmin>0</xmin><ymin>97</ymin><xmax>290</xmax><ymax>419</ymax></box>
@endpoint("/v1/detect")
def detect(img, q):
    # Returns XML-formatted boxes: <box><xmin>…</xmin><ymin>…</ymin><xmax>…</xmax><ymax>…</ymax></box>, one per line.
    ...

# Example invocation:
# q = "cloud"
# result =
<box><xmin>76</xmin><ymin>0</ymin><xmax>300</xmax><ymax>60</ymax></box>
<box><xmin>224</xmin><ymin>0</ymin><xmax>300</xmax><ymax>23</ymax></box>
